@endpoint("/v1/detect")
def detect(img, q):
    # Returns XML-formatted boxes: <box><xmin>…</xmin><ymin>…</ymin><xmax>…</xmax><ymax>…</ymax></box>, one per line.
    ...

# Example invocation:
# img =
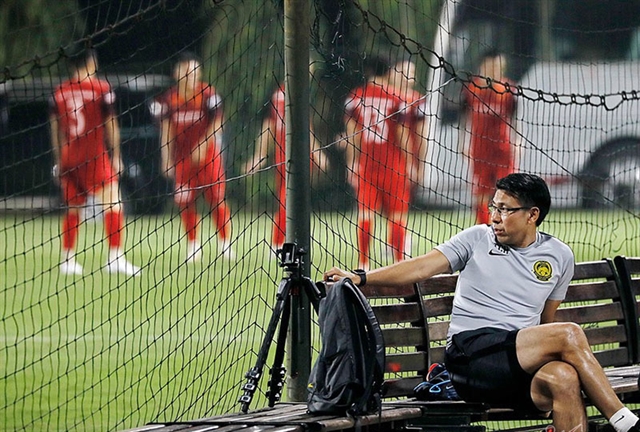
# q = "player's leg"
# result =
<box><xmin>356</xmin><ymin>177</ymin><xmax>377</xmax><ymax>271</ymax></box>
<box><xmin>517</xmin><ymin>323</ymin><xmax>640</xmax><ymax>432</ymax></box>
<box><xmin>94</xmin><ymin>157</ymin><xmax>140</xmax><ymax>275</ymax></box>
<box><xmin>272</xmin><ymin>173</ymin><xmax>286</xmax><ymax>250</ymax></box>
<box><xmin>173</xmin><ymin>162</ymin><xmax>202</xmax><ymax>262</ymax></box>
<box><xmin>384</xmin><ymin>172</ymin><xmax>411</xmax><ymax>262</ymax></box>
<box><xmin>59</xmin><ymin>169</ymin><xmax>85</xmax><ymax>275</ymax></box>
<box><xmin>201</xmin><ymin>158</ymin><xmax>233</xmax><ymax>259</ymax></box>
<box><xmin>472</xmin><ymin>162</ymin><xmax>494</xmax><ymax>225</ymax></box>
<box><xmin>387</xmin><ymin>213</ymin><xmax>408</xmax><ymax>262</ymax></box>
<box><xmin>530</xmin><ymin>361</ymin><xmax>587</xmax><ymax>431</ymax></box>
<box><xmin>474</xmin><ymin>192</ymin><xmax>491</xmax><ymax>225</ymax></box>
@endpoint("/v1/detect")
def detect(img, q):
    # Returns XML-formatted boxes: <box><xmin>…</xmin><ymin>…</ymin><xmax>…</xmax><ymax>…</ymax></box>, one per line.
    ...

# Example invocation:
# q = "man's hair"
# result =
<box><xmin>175</xmin><ymin>51</ymin><xmax>202</xmax><ymax>67</ymax></box>
<box><xmin>495</xmin><ymin>173</ymin><xmax>551</xmax><ymax>226</ymax></box>
<box><xmin>478</xmin><ymin>48</ymin><xmax>502</xmax><ymax>62</ymax></box>
<box><xmin>362</xmin><ymin>56</ymin><xmax>390</xmax><ymax>80</ymax></box>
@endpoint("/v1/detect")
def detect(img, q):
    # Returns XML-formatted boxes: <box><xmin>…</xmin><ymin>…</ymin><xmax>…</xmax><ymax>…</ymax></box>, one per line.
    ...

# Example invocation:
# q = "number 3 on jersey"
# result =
<box><xmin>67</xmin><ymin>93</ymin><xmax>86</xmax><ymax>138</ymax></box>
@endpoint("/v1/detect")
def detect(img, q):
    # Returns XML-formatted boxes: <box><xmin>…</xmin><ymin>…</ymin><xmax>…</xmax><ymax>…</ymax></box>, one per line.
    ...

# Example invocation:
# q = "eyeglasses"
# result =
<box><xmin>487</xmin><ymin>203</ymin><xmax>531</xmax><ymax>217</ymax></box>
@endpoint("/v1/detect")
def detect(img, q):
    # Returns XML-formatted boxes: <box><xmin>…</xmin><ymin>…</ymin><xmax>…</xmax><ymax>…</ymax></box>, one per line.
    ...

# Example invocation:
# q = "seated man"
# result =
<box><xmin>324</xmin><ymin>173</ymin><xmax>640</xmax><ymax>432</ymax></box>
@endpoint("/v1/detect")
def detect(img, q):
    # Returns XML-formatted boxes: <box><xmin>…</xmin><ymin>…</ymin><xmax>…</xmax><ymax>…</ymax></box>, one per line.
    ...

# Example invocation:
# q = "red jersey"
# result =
<box><xmin>154</xmin><ymin>83</ymin><xmax>222</xmax><ymax>163</ymax></box>
<box><xmin>345</xmin><ymin>82</ymin><xmax>406</xmax><ymax>171</ymax></box>
<box><xmin>465</xmin><ymin>77</ymin><xmax>516</xmax><ymax>163</ymax></box>
<box><xmin>389</xmin><ymin>86</ymin><xmax>424</xmax><ymax>126</ymax></box>
<box><xmin>51</xmin><ymin>77</ymin><xmax>115</xmax><ymax>167</ymax></box>
<box><xmin>388</xmin><ymin>85</ymin><xmax>426</xmax><ymax>156</ymax></box>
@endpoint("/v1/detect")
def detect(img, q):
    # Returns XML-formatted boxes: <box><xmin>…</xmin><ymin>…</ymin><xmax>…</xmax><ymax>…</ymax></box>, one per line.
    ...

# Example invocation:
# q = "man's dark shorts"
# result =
<box><xmin>444</xmin><ymin>327</ymin><xmax>541</xmax><ymax>413</ymax></box>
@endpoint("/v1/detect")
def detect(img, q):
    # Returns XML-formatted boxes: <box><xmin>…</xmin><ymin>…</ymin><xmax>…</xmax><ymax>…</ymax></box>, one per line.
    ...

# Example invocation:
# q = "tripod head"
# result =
<box><xmin>277</xmin><ymin>243</ymin><xmax>306</xmax><ymax>277</ymax></box>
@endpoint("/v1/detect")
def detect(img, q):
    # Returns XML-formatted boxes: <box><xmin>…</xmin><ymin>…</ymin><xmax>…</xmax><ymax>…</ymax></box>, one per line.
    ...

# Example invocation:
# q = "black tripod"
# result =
<box><xmin>239</xmin><ymin>243</ymin><xmax>325</xmax><ymax>413</ymax></box>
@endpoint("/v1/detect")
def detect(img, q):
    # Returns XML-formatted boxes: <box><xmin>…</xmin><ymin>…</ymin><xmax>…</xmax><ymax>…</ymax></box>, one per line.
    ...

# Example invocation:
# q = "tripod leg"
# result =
<box><xmin>267</xmin><ymin>286</ymin><xmax>292</xmax><ymax>406</ymax></box>
<box><xmin>301</xmin><ymin>276</ymin><xmax>324</xmax><ymax>313</ymax></box>
<box><xmin>239</xmin><ymin>278</ymin><xmax>292</xmax><ymax>413</ymax></box>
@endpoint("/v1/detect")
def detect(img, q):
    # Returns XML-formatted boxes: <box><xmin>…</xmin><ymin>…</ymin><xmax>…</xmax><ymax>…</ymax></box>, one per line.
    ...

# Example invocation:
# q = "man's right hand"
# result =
<box><xmin>323</xmin><ymin>267</ymin><xmax>361</xmax><ymax>286</ymax></box>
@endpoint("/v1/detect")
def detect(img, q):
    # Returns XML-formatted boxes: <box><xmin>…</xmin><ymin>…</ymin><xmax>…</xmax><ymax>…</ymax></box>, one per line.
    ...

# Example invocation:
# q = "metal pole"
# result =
<box><xmin>284</xmin><ymin>0</ymin><xmax>311</xmax><ymax>402</ymax></box>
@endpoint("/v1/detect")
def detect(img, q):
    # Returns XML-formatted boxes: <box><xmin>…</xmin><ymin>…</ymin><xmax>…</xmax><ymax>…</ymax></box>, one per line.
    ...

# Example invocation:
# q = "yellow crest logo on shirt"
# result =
<box><xmin>533</xmin><ymin>261</ymin><xmax>552</xmax><ymax>281</ymax></box>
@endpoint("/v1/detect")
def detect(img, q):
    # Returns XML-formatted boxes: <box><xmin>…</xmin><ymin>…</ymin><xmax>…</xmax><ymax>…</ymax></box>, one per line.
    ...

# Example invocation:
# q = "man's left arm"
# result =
<box><xmin>540</xmin><ymin>299</ymin><xmax>563</xmax><ymax>324</ymax></box>
<box><xmin>105</xmin><ymin>112</ymin><xmax>122</xmax><ymax>175</ymax></box>
<box><xmin>540</xmin><ymin>249</ymin><xmax>575</xmax><ymax>324</ymax></box>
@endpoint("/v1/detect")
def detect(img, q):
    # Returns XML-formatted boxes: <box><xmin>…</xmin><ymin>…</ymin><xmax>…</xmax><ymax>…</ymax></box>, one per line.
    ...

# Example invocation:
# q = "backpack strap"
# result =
<box><xmin>343</xmin><ymin>279</ymin><xmax>386</xmax><ymax>414</ymax></box>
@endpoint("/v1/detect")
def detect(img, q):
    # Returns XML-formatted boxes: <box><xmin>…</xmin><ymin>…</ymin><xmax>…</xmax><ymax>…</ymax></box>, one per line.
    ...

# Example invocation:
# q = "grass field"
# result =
<box><xmin>1</xmin><ymin>209</ymin><xmax>639</xmax><ymax>431</ymax></box>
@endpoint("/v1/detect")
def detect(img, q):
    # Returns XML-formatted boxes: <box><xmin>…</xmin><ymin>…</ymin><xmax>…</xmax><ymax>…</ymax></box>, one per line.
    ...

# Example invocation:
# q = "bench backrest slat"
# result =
<box><xmin>372</xmin><ymin>304</ymin><xmax>421</xmax><ymax>325</ymax></box>
<box><xmin>593</xmin><ymin>349</ymin><xmax>631</xmax><ymax>367</ymax></box>
<box><xmin>382</xmin><ymin>327</ymin><xmax>426</xmax><ymax>347</ymax></box>
<box><xmin>554</xmin><ymin>302</ymin><xmax>624</xmax><ymax>325</ymax></box>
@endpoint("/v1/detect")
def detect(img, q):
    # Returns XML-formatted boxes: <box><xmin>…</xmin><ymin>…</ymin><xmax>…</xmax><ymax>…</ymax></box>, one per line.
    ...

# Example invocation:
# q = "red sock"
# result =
<box><xmin>272</xmin><ymin>206</ymin><xmax>286</xmax><ymax>247</ymax></box>
<box><xmin>273</xmin><ymin>210</ymin><xmax>287</xmax><ymax>246</ymax></box>
<box><xmin>389</xmin><ymin>220</ymin><xmax>406</xmax><ymax>261</ymax></box>
<box><xmin>62</xmin><ymin>212</ymin><xmax>80</xmax><ymax>251</ymax></box>
<box><xmin>358</xmin><ymin>219</ymin><xmax>371</xmax><ymax>266</ymax></box>
<box><xmin>213</xmin><ymin>202</ymin><xmax>231</xmax><ymax>240</ymax></box>
<box><xmin>181</xmin><ymin>206</ymin><xmax>198</xmax><ymax>242</ymax></box>
<box><xmin>104</xmin><ymin>210</ymin><xmax>123</xmax><ymax>249</ymax></box>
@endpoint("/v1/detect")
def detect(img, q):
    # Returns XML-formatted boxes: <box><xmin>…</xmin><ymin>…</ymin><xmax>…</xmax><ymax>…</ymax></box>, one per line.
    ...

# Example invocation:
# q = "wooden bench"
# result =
<box><xmin>614</xmin><ymin>256</ymin><xmax>640</xmax><ymax>365</ymax></box>
<box><xmin>125</xmin><ymin>258</ymin><xmax>640</xmax><ymax>432</ymax></box>
<box><xmin>369</xmin><ymin>258</ymin><xmax>640</xmax><ymax>430</ymax></box>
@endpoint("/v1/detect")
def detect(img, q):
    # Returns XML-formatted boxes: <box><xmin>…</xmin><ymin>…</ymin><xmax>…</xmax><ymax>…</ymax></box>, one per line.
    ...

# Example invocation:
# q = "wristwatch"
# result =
<box><xmin>352</xmin><ymin>269</ymin><xmax>366</xmax><ymax>287</ymax></box>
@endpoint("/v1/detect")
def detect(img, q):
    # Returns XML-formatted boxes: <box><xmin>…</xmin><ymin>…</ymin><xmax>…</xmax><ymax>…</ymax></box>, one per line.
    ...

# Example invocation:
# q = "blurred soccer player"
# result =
<box><xmin>344</xmin><ymin>57</ymin><xmax>413</xmax><ymax>270</ymax></box>
<box><xmin>50</xmin><ymin>49</ymin><xmax>140</xmax><ymax>276</ymax></box>
<box><xmin>153</xmin><ymin>52</ymin><xmax>233</xmax><ymax>262</ymax></box>
<box><xmin>464</xmin><ymin>51</ymin><xmax>517</xmax><ymax>225</ymax></box>
<box><xmin>242</xmin><ymin>83</ymin><xmax>327</xmax><ymax>250</ymax></box>
<box><xmin>386</xmin><ymin>59</ymin><xmax>429</xmax><ymax>258</ymax></box>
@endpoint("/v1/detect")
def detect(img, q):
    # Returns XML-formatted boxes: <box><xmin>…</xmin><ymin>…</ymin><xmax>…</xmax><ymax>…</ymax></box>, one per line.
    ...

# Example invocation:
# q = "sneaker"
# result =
<box><xmin>60</xmin><ymin>257</ymin><xmax>84</xmax><ymax>275</ymax></box>
<box><xmin>186</xmin><ymin>241</ymin><xmax>202</xmax><ymax>263</ymax></box>
<box><xmin>414</xmin><ymin>363</ymin><xmax>460</xmax><ymax>401</ymax></box>
<box><xmin>106</xmin><ymin>255</ymin><xmax>141</xmax><ymax>276</ymax></box>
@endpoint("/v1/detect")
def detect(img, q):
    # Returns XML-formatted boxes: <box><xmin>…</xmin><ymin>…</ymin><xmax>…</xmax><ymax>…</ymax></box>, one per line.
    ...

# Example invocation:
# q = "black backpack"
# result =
<box><xmin>307</xmin><ymin>278</ymin><xmax>385</xmax><ymax>415</ymax></box>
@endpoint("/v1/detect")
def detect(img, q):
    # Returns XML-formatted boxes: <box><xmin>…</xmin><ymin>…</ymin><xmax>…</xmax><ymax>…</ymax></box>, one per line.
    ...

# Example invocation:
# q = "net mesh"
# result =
<box><xmin>1</xmin><ymin>0</ymin><xmax>639</xmax><ymax>431</ymax></box>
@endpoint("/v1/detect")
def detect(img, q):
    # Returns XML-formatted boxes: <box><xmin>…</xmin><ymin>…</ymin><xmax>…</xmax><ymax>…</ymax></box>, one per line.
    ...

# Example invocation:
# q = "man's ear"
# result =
<box><xmin>529</xmin><ymin>207</ymin><xmax>540</xmax><ymax>224</ymax></box>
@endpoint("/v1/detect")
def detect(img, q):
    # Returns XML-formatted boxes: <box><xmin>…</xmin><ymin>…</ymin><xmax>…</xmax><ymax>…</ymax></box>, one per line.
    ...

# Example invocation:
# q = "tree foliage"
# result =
<box><xmin>0</xmin><ymin>0</ymin><xmax>84</xmax><ymax>78</ymax></box>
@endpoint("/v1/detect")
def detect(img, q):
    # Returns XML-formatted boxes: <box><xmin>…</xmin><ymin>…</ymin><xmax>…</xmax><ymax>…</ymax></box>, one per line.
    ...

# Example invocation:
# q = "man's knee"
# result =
<box><xmin>541</xmin><ymin>361</ymin><xmax>580</xmax><ymax>390</ymax></box>
<box><xmin>532</xmin><ymin>362</ymin><xmax>582</xmax><ymax>410</ymax></box>
<box><xmin>174</xmin><ymin>185</ymin><xmax>194</xmax><ymax>207</ymax></box>
<box><xmin>555</xmin><ymin>322</ymin><xmax>589</xmax><ymax>349</ymax></box>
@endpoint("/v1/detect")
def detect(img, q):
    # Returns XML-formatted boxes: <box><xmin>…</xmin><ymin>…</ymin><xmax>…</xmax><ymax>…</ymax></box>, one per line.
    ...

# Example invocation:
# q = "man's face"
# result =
<box><xmin>85</xmin><ymin>55</ymin><xmax>98</xmax><ymax>76</ymax></box>
<box><xmin>389</xmin><ymin>61</ymin><xmax>416</xmax><ymax>89</ymax></box>
<box><xmin>75</xmin><ymin>55</ymin><xmax>97</xmax><ymax>81</ymax></box>
<box><xmin>401</xmin><ymin>61</ymin><xmax>416</xmax><ymax>86</ymax></box>
<box><xmin>479</xmin><ymin>55</ymin><xmax>505</xmax><ymax>79</ymax></box>
<box><xmin>489</xmin><ymin>189</ymin><xmax>538</xmax><ymax>247</ymax></box>
<box><xmin>174</xmin><ymin>60</ymin><xmax>201</xmax><ymax>90</ymax></box>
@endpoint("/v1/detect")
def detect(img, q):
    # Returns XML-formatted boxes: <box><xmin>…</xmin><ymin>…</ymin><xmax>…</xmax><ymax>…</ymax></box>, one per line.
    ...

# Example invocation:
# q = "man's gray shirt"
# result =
<box><xmin>435</xmin><ymin>225</ymin><xmax>575</xmax><ymax>340</ymax></box>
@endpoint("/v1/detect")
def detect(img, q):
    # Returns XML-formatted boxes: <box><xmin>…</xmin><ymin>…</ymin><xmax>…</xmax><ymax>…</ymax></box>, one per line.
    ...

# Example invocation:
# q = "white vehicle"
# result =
<box><xmin>422</xmin><ymin>0</ymin><xmax>640</xmax><ymax>209</ymax></box>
